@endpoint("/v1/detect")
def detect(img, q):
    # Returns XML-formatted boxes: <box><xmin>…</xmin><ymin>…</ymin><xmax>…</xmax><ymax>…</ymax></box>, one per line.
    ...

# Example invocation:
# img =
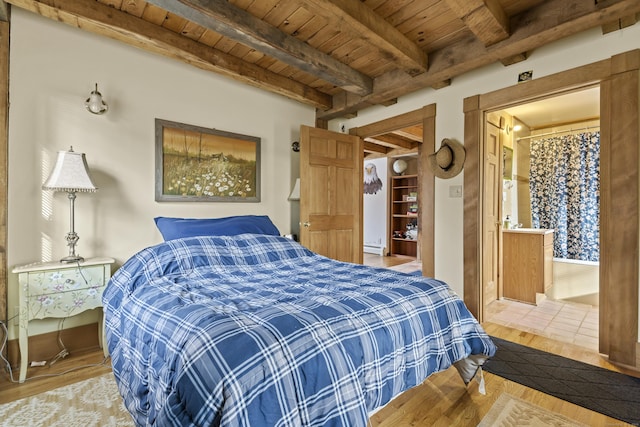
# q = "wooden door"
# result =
<box><xmin>483</xmin><ymin>120</ymin><xmax>501</xmax><ymax>309</ymax></box>
<box><xmin>299</xmin><ymin>126</ymin><xmax>363</xmax><ymax>263</ymax></box>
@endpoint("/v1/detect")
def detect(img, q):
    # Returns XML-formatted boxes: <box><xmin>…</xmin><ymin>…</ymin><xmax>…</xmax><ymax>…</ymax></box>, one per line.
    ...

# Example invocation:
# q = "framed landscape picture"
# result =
<box><xmin>155</xmin><ymin>119</ymin><xmax>260</xmax><ymax>202</ymax></box>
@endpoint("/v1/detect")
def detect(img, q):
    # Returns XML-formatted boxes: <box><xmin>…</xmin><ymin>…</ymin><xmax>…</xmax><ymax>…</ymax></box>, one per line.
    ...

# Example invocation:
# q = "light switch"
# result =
<box><xmin>449</xmin><ymin>185</ymin><xmax>462</xmax><ymax>198</ymax></box>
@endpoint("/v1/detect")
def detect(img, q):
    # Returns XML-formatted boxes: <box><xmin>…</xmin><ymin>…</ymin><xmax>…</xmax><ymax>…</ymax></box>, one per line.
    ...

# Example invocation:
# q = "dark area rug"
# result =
<box><xmin>484</xmin><ymin>336</ymin><xmax>640</xmax><ymax>426</ymax></box>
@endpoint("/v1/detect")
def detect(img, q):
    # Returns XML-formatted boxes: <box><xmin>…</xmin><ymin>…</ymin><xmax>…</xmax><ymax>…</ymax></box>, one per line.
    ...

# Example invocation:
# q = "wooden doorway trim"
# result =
<box><xmin>350</xmin><ymin>104</ymin><xmax>436</xmax><ymax>277</ymax></box>
<box><xmin>463</xmin><ymin>50</ymin><xmax>640</xmax><ymax>367</ymax></box>
<box><xmin>0</xmin><ymin>16</ymin><xmax>9</xmax><ymax>327</ymax></box>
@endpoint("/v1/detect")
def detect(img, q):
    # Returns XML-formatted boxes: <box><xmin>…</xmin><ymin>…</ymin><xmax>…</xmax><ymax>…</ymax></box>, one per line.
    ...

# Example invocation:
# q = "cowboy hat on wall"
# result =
<box><xmin>428</xmin><ymin>138</ymin><xmax>466</xmax><ymax>179</ymax></box>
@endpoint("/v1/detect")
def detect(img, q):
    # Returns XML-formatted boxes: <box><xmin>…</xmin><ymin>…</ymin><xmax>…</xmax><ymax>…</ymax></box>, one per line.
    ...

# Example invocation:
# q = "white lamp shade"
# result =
<box><xmin>288</xmin><ymin>178</ymin><xmax>300</xmax><ymax>201</ymax></box>
<box><xmin>42</xmin><ymin>148</ymin><xmax>98</xmax><ymax>192</ymax></box>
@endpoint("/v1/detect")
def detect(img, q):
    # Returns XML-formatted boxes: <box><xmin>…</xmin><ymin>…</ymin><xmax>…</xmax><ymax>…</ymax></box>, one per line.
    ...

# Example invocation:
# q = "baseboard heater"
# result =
<box><xmin>364</xmin><ymin>243</ymin><xmax>386</xmax><ymax>256</ymax></box>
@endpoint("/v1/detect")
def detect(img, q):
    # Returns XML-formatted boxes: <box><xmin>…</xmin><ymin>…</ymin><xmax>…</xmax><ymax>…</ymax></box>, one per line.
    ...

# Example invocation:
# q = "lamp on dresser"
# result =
<box><xmin>288</xmin><ymin>178</ymin><xmax>300</xmax><ymax>201</ymax></box>
<box><xmin>42</xmin><ymin>146</ymin><xmax>98</xmax><ymax>263</ymax></box>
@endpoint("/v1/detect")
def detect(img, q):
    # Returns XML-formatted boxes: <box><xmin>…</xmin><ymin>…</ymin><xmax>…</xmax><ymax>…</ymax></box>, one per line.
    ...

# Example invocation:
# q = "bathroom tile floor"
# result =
<box><xmin>485</xmin><ymin>298</ymin><xmax>599</xmax><ymax>351</ymax></box>
<box><xmin>363</xmin><ymin>255</ymin><xmax>600</xmax><ymax>352</ymax></box>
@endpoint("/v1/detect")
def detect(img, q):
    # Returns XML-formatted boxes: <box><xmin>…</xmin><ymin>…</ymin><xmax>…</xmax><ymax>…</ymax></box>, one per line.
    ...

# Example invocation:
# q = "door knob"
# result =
<box><xmin>302</xmin><ymin>222</ymin><xmax>311</xmax><ymax>228</ymax></box>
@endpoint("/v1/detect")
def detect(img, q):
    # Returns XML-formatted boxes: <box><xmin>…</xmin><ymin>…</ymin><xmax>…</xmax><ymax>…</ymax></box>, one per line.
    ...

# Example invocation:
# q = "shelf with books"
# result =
<box><xmin>390</xmin><ymin>174</ymin><xmax>418</xmax><ymax>258</ymax></box>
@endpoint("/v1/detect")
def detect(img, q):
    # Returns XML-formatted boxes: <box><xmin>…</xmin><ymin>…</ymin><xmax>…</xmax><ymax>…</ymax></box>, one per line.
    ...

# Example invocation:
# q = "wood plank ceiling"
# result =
<box><xmin>1</xmin><ymin>0</ymin><xmax>640</xmax><ymax>154</ymax></box>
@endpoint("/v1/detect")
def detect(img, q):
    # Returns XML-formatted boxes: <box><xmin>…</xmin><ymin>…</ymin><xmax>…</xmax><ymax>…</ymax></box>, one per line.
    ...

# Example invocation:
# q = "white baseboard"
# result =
<box><xmin>364</xmin><ymin>244</ymin><xmax>386</xmax><ymax>256</ymax></box>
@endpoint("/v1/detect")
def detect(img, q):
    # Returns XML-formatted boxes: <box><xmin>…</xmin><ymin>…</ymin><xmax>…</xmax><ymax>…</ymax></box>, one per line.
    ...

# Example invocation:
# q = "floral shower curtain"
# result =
<box><xmin>529</xmin><ymin>131</ymin><xmax>600</xmax><ymax>261</ymax></box>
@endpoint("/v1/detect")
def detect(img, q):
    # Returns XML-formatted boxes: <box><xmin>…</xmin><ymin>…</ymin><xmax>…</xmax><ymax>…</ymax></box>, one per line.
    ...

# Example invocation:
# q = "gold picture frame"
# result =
<box><xmin>155</xmin><ymin>119</ymin><xmax>260</xmax><ymax>202</ymax></box>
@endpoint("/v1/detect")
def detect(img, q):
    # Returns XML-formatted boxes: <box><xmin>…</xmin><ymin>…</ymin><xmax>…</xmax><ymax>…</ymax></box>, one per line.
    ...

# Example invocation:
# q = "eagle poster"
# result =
<box><xmin>364</xmin><ymin>163</ymin><xmax>383</xmax><ymax>194</ymax></box>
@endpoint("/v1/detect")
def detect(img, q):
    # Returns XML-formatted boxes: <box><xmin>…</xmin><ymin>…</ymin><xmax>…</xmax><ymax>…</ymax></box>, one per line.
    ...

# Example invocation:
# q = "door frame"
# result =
<box><xmin>481</xmin><ymin>113</ymin><xmax>507</xmax><ymax>312</ymax></box>
<box><xmin>463</xmin><ymin>49</ymin><xmax>640</xmax><ymax>367</ymax></box>
<box><xmin>349</xmin><ymin>104</ymin><xmax>436</xmax><ymax>277</ymax></box>
<box><xmin>0</xmin><ymin>18</ymin><xmax>8</xmax><ymax>327</ymax></box>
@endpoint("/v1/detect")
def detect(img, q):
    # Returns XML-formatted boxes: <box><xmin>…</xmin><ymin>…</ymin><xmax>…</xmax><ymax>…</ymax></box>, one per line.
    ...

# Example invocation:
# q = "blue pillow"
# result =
<box><xmin>154</xmin><ymin>215</ymin><xmax>281</xmax><ymax>241</ymax></box>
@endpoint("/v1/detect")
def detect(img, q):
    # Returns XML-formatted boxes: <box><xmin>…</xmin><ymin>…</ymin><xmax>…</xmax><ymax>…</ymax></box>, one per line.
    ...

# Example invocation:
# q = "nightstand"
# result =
<box><xmin>12</xmin><ymin>257</ymin><xmax>115</xmax><ymax>383</ymax></box>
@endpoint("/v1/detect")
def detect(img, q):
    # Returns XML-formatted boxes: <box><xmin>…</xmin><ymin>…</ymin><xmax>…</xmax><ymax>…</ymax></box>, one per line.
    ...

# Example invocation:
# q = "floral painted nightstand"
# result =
<box><xmin>13</xmin><ymin>257</ymin><xmax>115</xmax><ymax>382</ymax></box>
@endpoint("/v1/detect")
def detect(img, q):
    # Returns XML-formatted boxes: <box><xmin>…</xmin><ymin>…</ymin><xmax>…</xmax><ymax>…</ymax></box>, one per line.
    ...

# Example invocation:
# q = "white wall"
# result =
<box><xmin>7</xmin><ymin>8</ymin><xmax>315</xmax><ymax>337</ymax></box>
<box><xmin>363</xmin><ymin>158</ymin><xmax>388</xmax><ymax>252</ymax></box>
<box><xmin>7</xmin><ymin>8</ymin><xmax>640</xmax><ymax>340</ymax></box>
<box><xmin>330</xmin><ymin>24</ymin><xmax>640</xmax><ymax>297</ymax></box>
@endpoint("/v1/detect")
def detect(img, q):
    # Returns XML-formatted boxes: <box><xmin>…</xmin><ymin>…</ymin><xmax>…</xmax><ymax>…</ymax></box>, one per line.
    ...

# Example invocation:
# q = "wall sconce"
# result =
<box><xmin>85</xmin><ymin>83</ymin><xmax>108</xmax><ymax>115</ymax></box>
<box><xmin>505</xmin><ymin>124</ymin><xmax>522</xmax><ymax>135</ymax></box>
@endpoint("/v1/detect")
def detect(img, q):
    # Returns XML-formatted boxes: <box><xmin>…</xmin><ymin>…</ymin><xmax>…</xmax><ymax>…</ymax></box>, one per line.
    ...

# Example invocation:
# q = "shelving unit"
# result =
<box><xmin>390</xmin><ymin>173</ymin><xmax>418</xmax><ymax>258</ymax></box>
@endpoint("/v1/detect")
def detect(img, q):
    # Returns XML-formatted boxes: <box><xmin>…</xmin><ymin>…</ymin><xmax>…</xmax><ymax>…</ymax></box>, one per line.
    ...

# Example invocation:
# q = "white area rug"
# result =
<box><xmin>478</xmin><ymin>393</ymin><xmax>588</xmax><ymax>427</ymax></box>
<box><xmin>0</xmin><ymin>373</ymin><xmax>133</xmax><ymax>427</ymax></box>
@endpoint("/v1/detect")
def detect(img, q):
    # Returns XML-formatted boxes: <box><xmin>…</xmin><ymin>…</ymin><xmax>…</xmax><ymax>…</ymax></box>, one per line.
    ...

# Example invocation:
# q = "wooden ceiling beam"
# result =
<box><xmin>7</xmin><ymin>0</ymin><xmax>332</xmax><ymax>109</ymax></box>
<box><xmin>602</xmin><ymin>14</ymin><xmax>638</xmax><ymax>34</ymax></box>
<box><xmin>318</xmin><ymin>0</ymin><xmax>640</xmax><ymax>120</ymax></box>
<box><xmin>301</xmin><ymin>0</ymin><xmax>427</xmax><ymax>76</ymax></box>
<box><xmin>431</xmin><ymin>79</ymin><xmax>451</xmax><ymax>90</ymax></box>
<box><xmin>145</xmin><ymin>0</ymin><xmax>373</xmax><ymax>96</ymax></box>
<box><xmin>363</xmin><ymin>141</ymin><xmax>389</xmax><ymax>154</ymax></box>
<box><xmin>444</xmin><ymin>0</ymin><xmax>509</xmax><ymax>46</ymax></box>
<box><xmin>500</xmin><ymin>52</ymin><xmax>527</xmax><ymax>66</ymax></box>
<box><xmin>393</xmin><ymin>128</ymin><xmax>422</xmax><ymax>143</ymax></box>
<box><xmin>364</xmin><ymin>134</ymin><xmax>417</xmax><ymax>150</ymax></box>
<box><xmin>0</xmin><ymin>2</ymin><xmax>8</xmax><ymax>21</ymax></box>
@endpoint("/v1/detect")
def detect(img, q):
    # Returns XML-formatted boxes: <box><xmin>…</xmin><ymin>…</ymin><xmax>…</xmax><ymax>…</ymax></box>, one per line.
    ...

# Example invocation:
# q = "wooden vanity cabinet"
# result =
<box><xmin>502</xmin><ymin>229</ymin><xmax>554</xmax><ymax>305</ymax></box>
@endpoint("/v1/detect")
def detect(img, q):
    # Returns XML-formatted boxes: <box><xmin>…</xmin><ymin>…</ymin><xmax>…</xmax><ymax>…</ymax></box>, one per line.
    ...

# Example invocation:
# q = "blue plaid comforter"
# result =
<box><xmin>104</xmin><ymin>234</ymin><xmax>495</xmax><ymax>426</ymax></box>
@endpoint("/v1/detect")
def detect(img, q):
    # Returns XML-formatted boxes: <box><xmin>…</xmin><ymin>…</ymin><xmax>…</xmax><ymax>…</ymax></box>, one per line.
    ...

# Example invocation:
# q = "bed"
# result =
<box><xmin>104</xmin><ymin>220</ymin><xmax>495</xmax><ymax>426</ymax></box>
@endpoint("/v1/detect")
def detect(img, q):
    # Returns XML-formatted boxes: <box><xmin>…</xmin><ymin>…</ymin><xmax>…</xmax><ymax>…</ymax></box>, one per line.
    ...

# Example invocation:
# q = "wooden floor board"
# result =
<box><xmin>0</xmin><ymin>348</ymin><xmax>111</xmax><ymax>404</ymax></box>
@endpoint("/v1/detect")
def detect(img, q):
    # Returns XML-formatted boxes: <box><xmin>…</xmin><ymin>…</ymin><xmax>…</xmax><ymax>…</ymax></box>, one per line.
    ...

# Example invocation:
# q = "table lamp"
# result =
<box><xmin>42</xmin><ymin>147</ymin><xmax>98</xmax><ymax>263</ymax></box>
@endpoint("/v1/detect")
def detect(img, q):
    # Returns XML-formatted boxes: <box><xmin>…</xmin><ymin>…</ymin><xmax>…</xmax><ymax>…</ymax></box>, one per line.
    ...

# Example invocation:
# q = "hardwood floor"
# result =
<box><xmin>363</xmin><ymin>253</ymin><xmax>417</xmax><ymax>269</ymax></box>
<box><xmin>3</xmin><ymin>324</ymin><xmax>630</xmax><ymax>425</ymax></box>
<box><xmin>370</xmin><ymin>322</ymin><xmax>637</xmax><ymax>426</ymax></box>
<box><xmin>0</xmin><ymin>347</ymin><xmax>111</xmax><ymax>404</ymax></box>
<box><xmin>0</xmin><ymin>255</ymin><xmax>635</xmax><ymax>426</ymax></box>
<box><xmin>367</xmin><ymin>254</ymin><xmax>636</xmax><ymax>425</ymax></box>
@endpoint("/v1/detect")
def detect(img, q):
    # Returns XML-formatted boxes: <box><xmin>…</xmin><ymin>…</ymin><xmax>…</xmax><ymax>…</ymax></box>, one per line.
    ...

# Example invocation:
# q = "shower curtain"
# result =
<box><xmin>529</xmin><ymin>131</ymin><xmax>600</xmax><ymax>262</ymax></box>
